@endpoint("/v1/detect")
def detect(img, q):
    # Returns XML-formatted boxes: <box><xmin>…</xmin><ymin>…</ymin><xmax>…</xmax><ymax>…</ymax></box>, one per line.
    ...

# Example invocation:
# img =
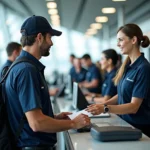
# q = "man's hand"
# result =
<box><xmin>49</xmin><ymin>88</ymin><xmax>59</xmax><ymax>96</ymax></box>
<box><xmin>55</xmin><ymin>112</ymin><xmax>72</xmax><ymax>120</ymax></box>
<box><xmin>72</xmin><ymin>114</ymin><xmax>91</xmax><ymax>129</ymax></box>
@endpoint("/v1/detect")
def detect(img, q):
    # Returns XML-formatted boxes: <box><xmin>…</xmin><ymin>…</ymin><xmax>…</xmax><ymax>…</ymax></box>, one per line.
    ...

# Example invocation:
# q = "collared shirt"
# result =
<box><xmin>70</xmin><ymin>67</ymin><xmax>87</xmax><ymax>83</ymax></box>
<box><xmin>0</xmin><ymin>60</ymin><xmax>12</xmax><ymax>80</ymax></box>
<box><xmin>102</xmin><ymin>68</ymin><xmax>117</xmax><ymax>97</ymax></box>
<box><xmin>118</xmin><ymin>54</ymin><xmax>150</xmax><ymax>125</ymax></box>
<box><xmin>4</xmin><ymin>50</ymin><xmax>56</xmax><ymax>147</ymax></box>
<box><xmin>85</xmin><ymin>64</ymin><xmax>102</xmax><ymax>93</ymax></box>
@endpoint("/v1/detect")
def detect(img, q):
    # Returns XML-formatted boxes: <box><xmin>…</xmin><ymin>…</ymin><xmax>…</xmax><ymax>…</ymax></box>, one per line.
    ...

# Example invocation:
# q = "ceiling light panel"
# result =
<box><xmin>48</xmin><ymin>9</ymin><xmax>58</xmax><ymax>15</ymax></box>
<box><xmin>102</xmin><ymin>7</ymin><xmax>116</xmax><ymax>14</ymax></box>
<box><xmin>90</xmin><ymin>23</ymin><xmax>102</xmax><ymax>29</ymax></box>
<box><xmin>95</xmin><ymin>16</ymin><xmax>108</xmax><ymax>23</ymax></box>
<box><xmin>47</xmin><ymin>2</ymin><xmax>57</xmax><ymax>9</ymax></box>
<box><xmin>112</xmin><ymin>0</ymin><xmax>126</xmax><ymax>1</ymax></box>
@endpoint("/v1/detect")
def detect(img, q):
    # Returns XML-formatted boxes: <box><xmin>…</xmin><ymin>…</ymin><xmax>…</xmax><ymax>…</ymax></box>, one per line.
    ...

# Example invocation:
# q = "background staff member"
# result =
<box><xmin>69</xmin><ymin>53</ymin><xmax>76</xmax><ymax>75</ymax></box>
<box><xmin>80</xmin><ymin>54</ymin><xmax>102</xmax><ymax>94</ymax></box>
<box><xmin>86</xmin><ymin>23</ymin><xmax>150</xmax><ymax>137</ymax></box>
<box><xmin>0</xmin><ymin>42</ymin><xmax>22</xmax><ymax>80</ymax></box>
<box><xmin>70</xmin><ymin>58</ymin><xmax>87</xmax><ymax>83</ymax></box>
<box><xmin>4</xmin><ymin>15</ymin><xmax>90</xmax><ymax>150</ymax></box>
<box><xmin>86</xmin><ymin>49</ymin><xmax>118</xmax><ymax>103</ymax></box>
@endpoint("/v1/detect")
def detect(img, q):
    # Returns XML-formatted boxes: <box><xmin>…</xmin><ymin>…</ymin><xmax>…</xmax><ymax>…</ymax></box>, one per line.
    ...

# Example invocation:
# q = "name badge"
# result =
<box><xmin>41</xmin><ymin>86</ymin><xmax>44</xmax><ymax>89</ymax></box>
<box><xmin>103</xmin><ymin>83</ymin><xmax>107</xmax><ymax>87</ymax></box>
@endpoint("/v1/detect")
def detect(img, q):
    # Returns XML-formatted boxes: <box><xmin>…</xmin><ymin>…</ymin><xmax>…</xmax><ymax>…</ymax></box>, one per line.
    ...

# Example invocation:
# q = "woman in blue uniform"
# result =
<box><xmin>86</xmin><ymin>24</ymin><xmax>150</xmax><ymax>137</ymax></box>
<box><xmin>86</xmin><ymin>49</ymin><xmax>118</xmax><ymax>103</ymax></box>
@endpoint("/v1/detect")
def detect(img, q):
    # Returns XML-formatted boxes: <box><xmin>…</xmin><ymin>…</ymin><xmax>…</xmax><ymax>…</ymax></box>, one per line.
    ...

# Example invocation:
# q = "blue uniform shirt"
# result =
<box><xmin>5</xmin><ymin>50</ymin><xmax>56</xmax><ymax>147</ymax></box>
<box><xmin>86</xmin><ymin>64</ymin><xmax>102</xmax><ymax>93</ymax></box>
<box><xmin>118</xmin><ymin>54</ymin><xmax>150</xmax><ymax>125</ymax></box>
<box><xmin>102</xmin><ymin>68</ymin><xmax>117</xmax><ymax>97</ymax></box>
<box><xmin>0</xmin><ymin>60</ymin><xmax>12</xmax><ymax>80</ymax></box>
<box><xmin>70</xmin><ymin>67</ymin><xmax>87</xmax><ymax>83</ymax></box>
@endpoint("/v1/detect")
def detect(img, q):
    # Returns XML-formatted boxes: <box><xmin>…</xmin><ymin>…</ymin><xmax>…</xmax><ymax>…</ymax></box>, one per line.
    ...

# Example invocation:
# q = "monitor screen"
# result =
<box><xmin>67</xmin><ymin>75</ymin><xmax>73</xmax><ymax>94</ymax></box>
<box><xmin>72</xmin><ymin>82</ymin><xmax>89</xmax><ymax>110</ymax></box>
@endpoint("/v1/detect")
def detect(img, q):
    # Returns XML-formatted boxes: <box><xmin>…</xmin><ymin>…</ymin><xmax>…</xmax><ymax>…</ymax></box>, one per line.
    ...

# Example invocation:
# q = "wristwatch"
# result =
<box><xmin>91</xmin><ymin>95</ymin><xmax>96</xmax><ymax>102</ymax></box>
<box><xmin>104</xmin><ymin>104</ymin><xmax>109</xmax><ymax>113</ymax></box>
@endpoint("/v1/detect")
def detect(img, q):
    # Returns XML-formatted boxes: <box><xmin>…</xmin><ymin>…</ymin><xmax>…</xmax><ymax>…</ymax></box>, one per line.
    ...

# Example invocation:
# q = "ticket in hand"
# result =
<box><xmin>68</xmin><ymin>109</ymin><xmax>93</xmax><ymax>120</ymax></box>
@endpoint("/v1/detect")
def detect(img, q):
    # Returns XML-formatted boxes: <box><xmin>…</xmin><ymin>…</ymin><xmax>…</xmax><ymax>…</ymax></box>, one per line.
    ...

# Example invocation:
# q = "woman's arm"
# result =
<box><xmin>103</xmin><ymin>94</ymin><xmax>118</xmax><ymax>105</ymax></box>
<box><xmin>86</xmin><ymin>97</ymin><xmax>143</xmax><ymax>115</ymax></box>
<box><xmin>86</xmin><ymin>94</ymin><xmax>118</xmax><ymax>104</ymax></box>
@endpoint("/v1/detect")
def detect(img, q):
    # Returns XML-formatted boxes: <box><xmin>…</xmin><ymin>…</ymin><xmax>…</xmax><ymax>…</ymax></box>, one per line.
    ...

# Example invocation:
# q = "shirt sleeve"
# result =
<box><xmin>104</xmin><ymin>79</ymin><xmax>117</xmax><ymax>97</ymax></box>
<box><xmin>91</xmin><ymin>67</ymin><xmax>101</xmax><ymax>80</ymax></box>
<box><xmin>132</xmin><ymin>65</ymin><xmax>150</xmax><ymax>99</ymax></box>
<box><xmin>16</xmin><ymin>66</ymin><xmax>42</xmax><ymax>113</ymax></box>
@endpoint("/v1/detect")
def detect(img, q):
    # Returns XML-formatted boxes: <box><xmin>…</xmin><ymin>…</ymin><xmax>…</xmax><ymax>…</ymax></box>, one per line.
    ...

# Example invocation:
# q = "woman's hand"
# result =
<box><xmin>86</xmin><ymin>104</ymin><xmax>103</xmax><ymax>115</ymax></box>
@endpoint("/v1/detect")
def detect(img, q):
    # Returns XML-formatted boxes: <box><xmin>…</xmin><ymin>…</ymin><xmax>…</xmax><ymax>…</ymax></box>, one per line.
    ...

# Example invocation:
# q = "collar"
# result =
<box><xmin>106</xmin><ymin>67</ymin><xmax>117</xmax><ymax>77</ymax></box>
<box><xmin>7</xmin><ymin>60</ymin><xmax>13</xmax><ymax>64</ymax></box>
<box><xmin>127</xmin><ymin>53</ymin><xmax>145</xmax><ymax>70</ymax></box>
<box><xmin>88</xmin><ymin>63</ymin><xmax>95</xmax><ymax>69</ymax></box>
<box><xmin>18</xmin><ymin>50</ymin><xmax>45</xmax><ymax>71</ymax></box>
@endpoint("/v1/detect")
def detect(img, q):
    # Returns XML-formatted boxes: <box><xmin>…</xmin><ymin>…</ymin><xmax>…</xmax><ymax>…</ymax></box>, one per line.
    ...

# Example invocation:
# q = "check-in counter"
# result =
<box><xmin>54</xmin><ymin>97</ymin><xmax>150</xmax><ymax>150</ymax></box>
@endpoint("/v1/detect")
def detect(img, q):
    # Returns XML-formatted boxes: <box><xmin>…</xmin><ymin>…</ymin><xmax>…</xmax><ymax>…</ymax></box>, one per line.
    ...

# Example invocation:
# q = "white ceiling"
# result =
<box><xmin>1</xmin><ymin>0</ymin><xmax>150</xmax><ymax>36</ymax></box>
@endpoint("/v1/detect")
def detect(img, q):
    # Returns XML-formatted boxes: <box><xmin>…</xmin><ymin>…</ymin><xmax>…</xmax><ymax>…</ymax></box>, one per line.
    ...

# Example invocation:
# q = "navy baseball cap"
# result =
<box><xmin>20</xmin><ymin>15</ymin><xmax>62</xmax><ymax>36</ymax></box>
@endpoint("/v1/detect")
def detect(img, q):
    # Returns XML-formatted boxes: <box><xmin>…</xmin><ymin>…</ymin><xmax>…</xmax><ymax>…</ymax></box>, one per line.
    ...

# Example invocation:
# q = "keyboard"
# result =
<box><xmin>90</xmin><ymin>113</ymin><xmax>110</xmax><ymax>118</ymax></box>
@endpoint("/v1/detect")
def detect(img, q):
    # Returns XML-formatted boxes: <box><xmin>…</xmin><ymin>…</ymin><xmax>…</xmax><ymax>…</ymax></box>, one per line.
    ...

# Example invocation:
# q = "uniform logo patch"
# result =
<box><xmin>126</xmin><ymin>77</ymin><xmax>134</xmax><ymax>82</ymax></box>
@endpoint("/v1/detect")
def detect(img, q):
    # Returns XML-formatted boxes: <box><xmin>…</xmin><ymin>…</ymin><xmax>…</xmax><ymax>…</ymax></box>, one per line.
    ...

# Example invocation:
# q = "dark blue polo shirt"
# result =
<box><xmin>118</xmin><ymin>54</ymin><xmax>150</xmax><ymax>125</ymax></box>
<box><xmin>4</xmin><ymin>50</ymin><xmax>56</xmax><ymax>147</ymax></box>
<box><xmin>70</xmin><ymin>67</ymin><xmax>87</xmax><ymax>83</ymax></box>
<box><xmin>85</xmin><ymin>64</ymin><xmax>102</xmax><ymax>93</ymax></box>
<box><xmin>69</xmin><ymin>66</ymin><xmax>74</xmax><ymax>75</ymax></box>
<box><xmin>0</xmin><ymin>60</ymin><xmax>12</xmax><ymax>80</ymax></box>
<box><xmin>102</xmin><ymin>68</ymin><xmax>117</xmax><ymax>97</ymax></box>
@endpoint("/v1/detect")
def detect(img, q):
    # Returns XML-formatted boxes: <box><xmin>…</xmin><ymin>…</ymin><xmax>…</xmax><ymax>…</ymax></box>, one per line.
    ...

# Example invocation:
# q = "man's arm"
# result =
<box><xmin>25</xmin><ymin>109</ymin><xmax>90</xmax><ymax>133</ymax></box>
<box><xmin>81</xmin><ymin>79</ymin><xmax>99</xmax><ymax>89</ymax></box>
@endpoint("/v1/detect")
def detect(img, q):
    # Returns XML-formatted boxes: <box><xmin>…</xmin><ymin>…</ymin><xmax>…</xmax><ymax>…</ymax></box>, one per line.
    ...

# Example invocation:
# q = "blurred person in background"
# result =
<box><xmin>0</xmin><ymin>42</ymin><xmax>22</xmax><ymax>80</ymax></box>
<box><xmin>80</xmin><ymin>54</ymin><xmax>102</xmax><ymax>94</ymax></box>
<box><xmin>116</xmin><ymin>53</ymin><xmax>122</xmax><ymax>69</ymax></box>
<box><xmin>69</xmin><ymin>53</ymin><xmax>76</xmax><ymax>75</ymax></box>
<box><xmin>95</xmin><ymin>61</ymin><xmax>105</xmax><ymax>81</ymax></box>
<box><xmin>86</xmin><ymin>49</ymin><xmax>118</xmax><ymax>103</ymax></box>
<box><xmin>70</xmin><ymin>57</ymin><xmax>87</xmax><ymax>83</ymax></box>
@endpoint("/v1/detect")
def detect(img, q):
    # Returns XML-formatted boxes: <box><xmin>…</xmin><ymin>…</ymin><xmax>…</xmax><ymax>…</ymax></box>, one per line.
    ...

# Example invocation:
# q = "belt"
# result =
<box><xmin>21</xmin><ymin>146</ymin><xmax>55</xmax><ymax>150</ymax></box>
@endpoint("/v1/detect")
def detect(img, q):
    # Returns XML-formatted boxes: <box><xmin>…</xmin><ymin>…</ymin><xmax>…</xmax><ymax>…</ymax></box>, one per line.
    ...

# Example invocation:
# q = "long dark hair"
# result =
<box><xmin>102</xmin><ymin>49</ymin><xmax>118</xmax><ymax>66</ymax></box>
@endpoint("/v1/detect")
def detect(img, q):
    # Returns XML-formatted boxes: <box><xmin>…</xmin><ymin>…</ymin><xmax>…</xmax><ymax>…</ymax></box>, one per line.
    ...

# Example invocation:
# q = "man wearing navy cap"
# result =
<box><xmin>4</xmin><ymin>15</ymin><xmax>90</xmax><ymax>150</ymax></box>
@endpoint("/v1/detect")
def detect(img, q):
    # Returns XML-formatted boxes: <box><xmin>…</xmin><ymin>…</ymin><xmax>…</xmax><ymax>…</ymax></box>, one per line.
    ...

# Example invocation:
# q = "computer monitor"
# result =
<box><xmin>65</xmin><ymin>75</ymin><xmax>73</xmax><ymax>100</ymax></box>
<box><xmin>55</xmin><ymin>84</ymin><xmax>65</xmax><ymax>98</ymax></box>
<box><xmin>68</xmin><ymin>74</ymin><xmax>73</xmax><ymax>94</ymax></box>
<box><xmin>72</xmin><ymin>82</ymin><xmax>111</xmax><ymax>118</ymax></box>
<box><xmin>72</xmin><ymin>82</ymin><xmax>89</xmax><ymax>110</ymax></box>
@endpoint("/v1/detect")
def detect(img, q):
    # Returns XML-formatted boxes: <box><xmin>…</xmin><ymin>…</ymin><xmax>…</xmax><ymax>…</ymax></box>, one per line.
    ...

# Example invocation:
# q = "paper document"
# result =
<box><xmin>68</xmin><ymin>109</ymin><xmax>93</xmax><ymax>120</ymax></box>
